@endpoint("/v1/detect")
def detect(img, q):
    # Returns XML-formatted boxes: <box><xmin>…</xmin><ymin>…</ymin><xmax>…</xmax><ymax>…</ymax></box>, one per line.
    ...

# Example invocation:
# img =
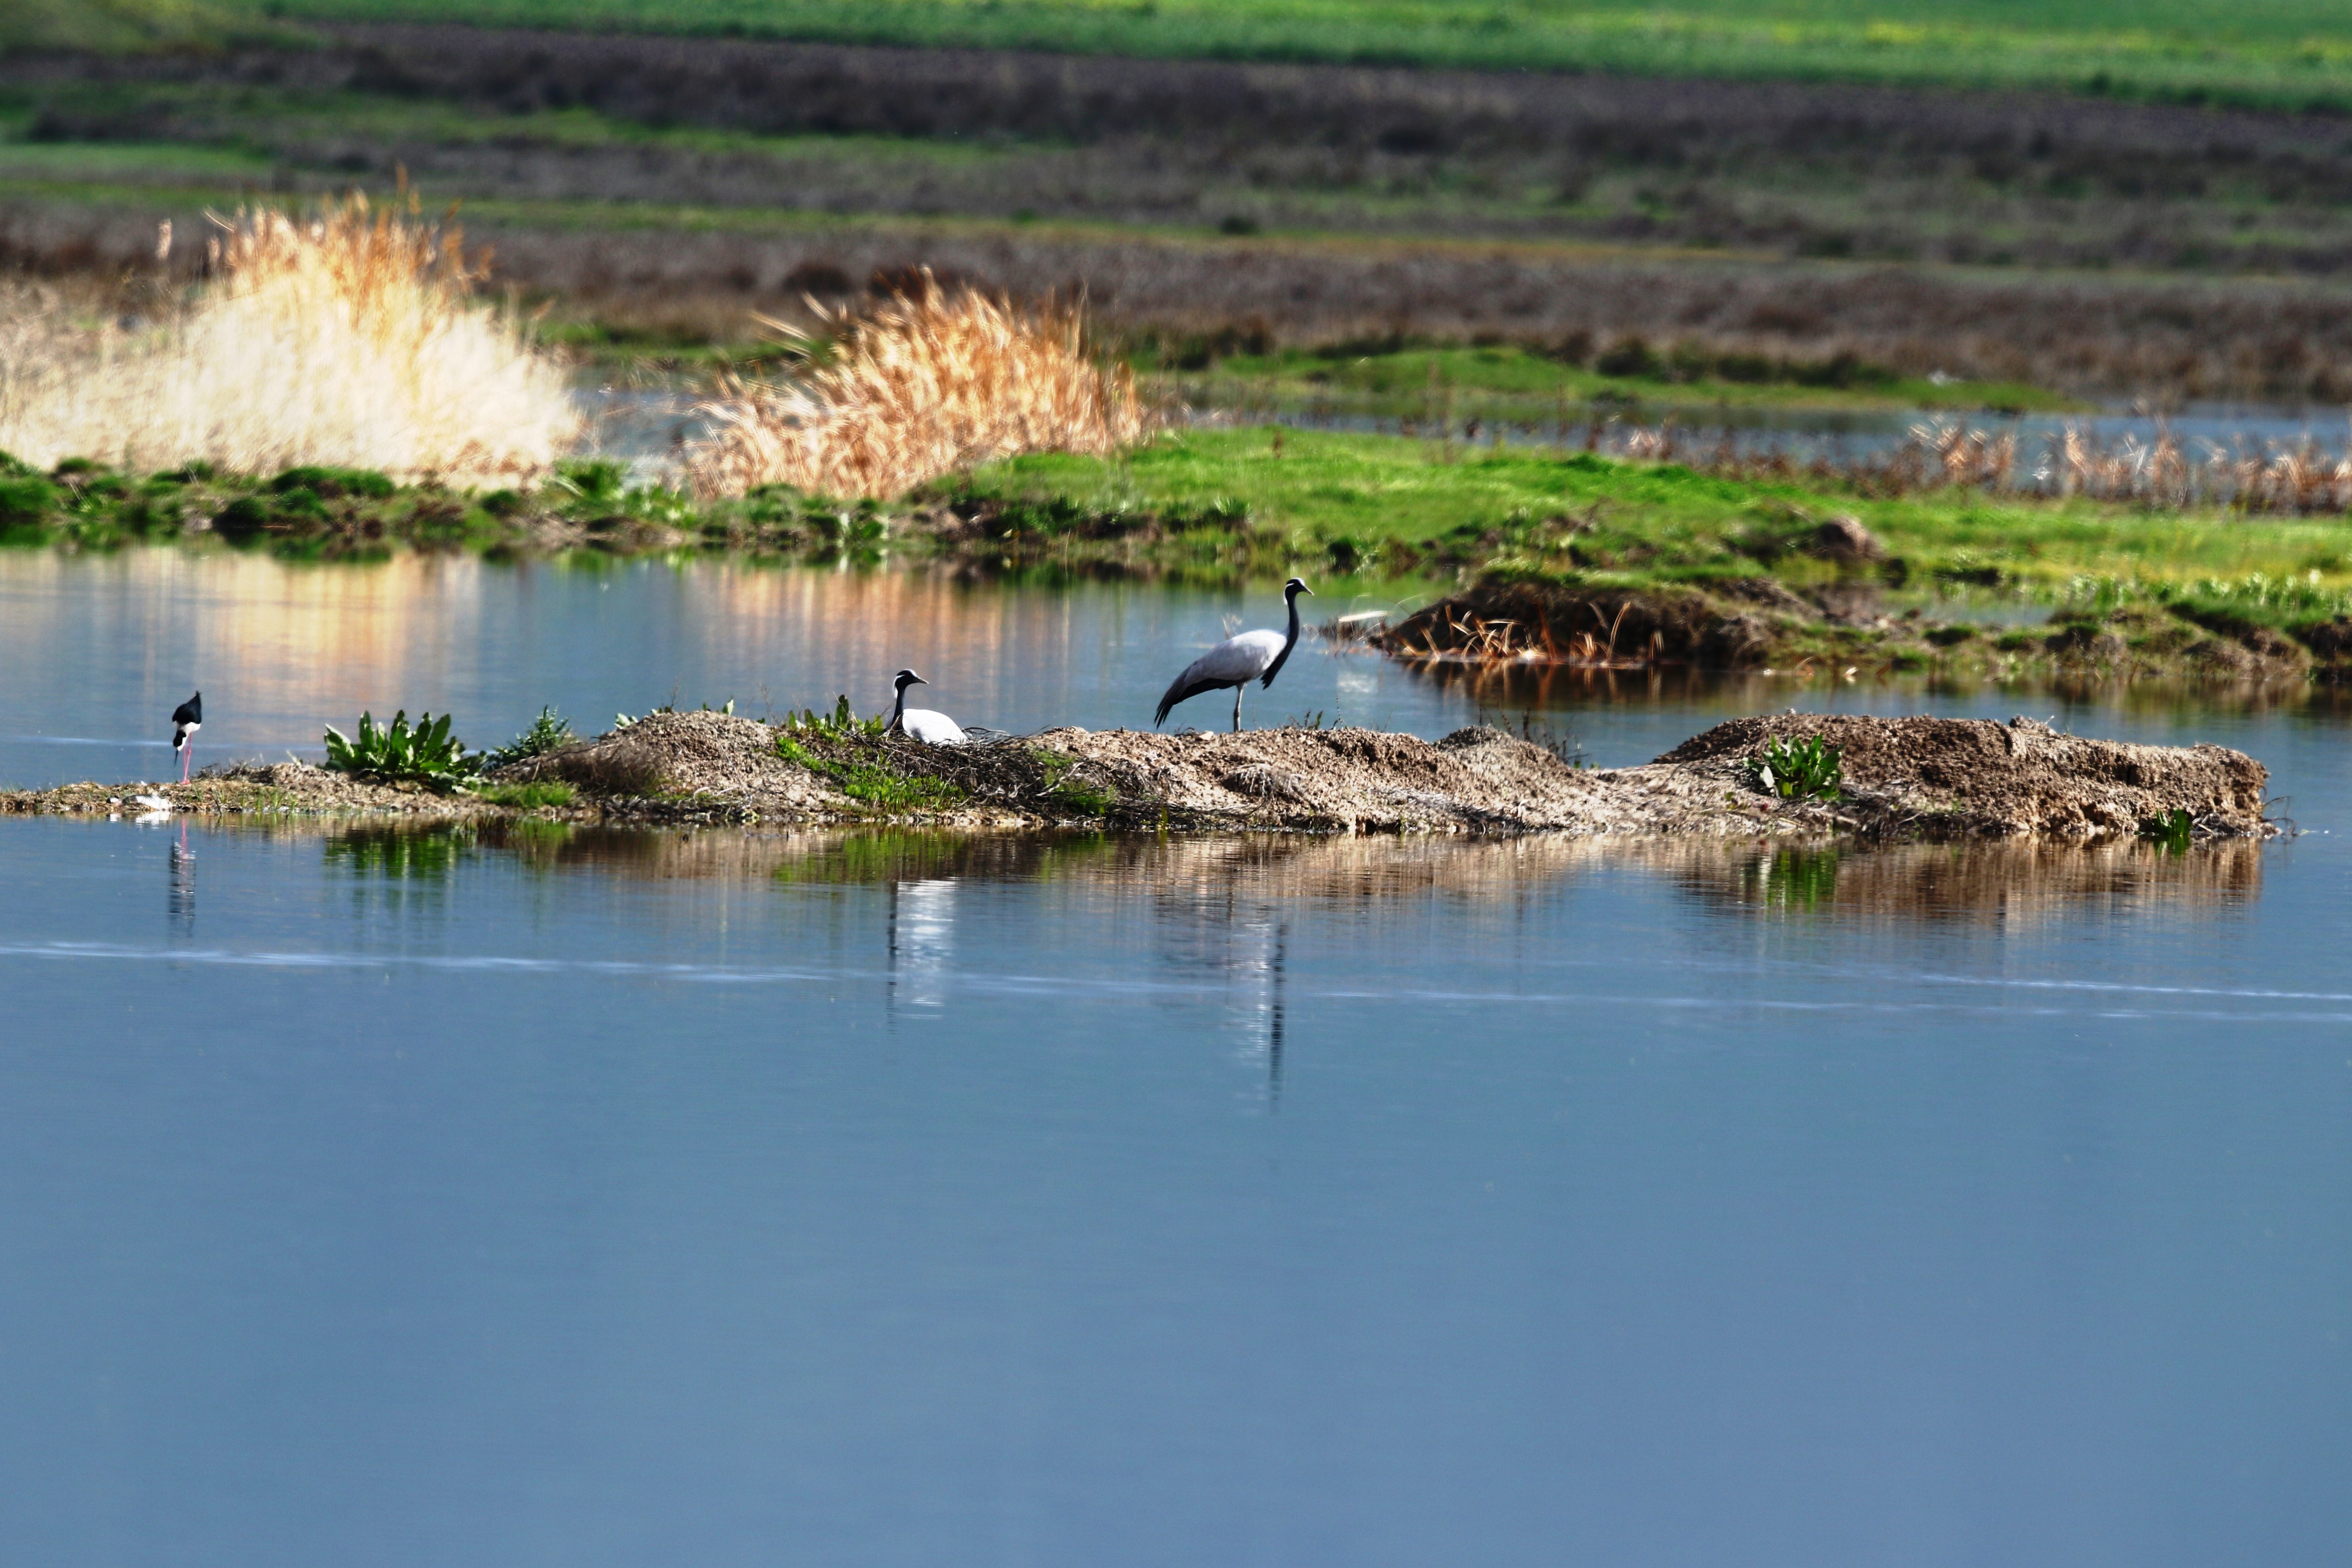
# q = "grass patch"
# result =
<box><xmin>774</xmin><ymin>733</ymin><xmax>968</xmax><ymax>812</ymax></box>
<box><xmin>228</xmin><ymin>2</ymin><xmax>2352</xmax><ymax>112</ymax></box>
<box><xmin>1036</xmin><ymin>750</ymin><xmax>1117</xmax><ymax>816</ymax></box>
<box><xmin>962</xmin><ymin>428</ymin><xmax>2352</xmax><ymax>610</ymax></box>
<box><xmin>469</xmin><ymin>779</ymin><xmax>578</xmax><ymax>809</ymax></box>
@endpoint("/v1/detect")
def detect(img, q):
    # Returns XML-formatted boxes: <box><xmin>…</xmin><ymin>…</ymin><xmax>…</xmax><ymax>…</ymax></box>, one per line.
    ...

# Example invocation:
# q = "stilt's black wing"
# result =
<box><xmin>172</xmin><ymin>693</ymin><xmax>201</xmax><ymax>728</ymax></box>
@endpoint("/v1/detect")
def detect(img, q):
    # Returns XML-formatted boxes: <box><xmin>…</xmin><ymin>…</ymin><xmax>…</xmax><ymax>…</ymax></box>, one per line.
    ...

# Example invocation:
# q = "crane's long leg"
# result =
<box><xmin>1232</xmin><ymin>684</ymin><xmax>1243</xmax><ymax>733</ymax></box>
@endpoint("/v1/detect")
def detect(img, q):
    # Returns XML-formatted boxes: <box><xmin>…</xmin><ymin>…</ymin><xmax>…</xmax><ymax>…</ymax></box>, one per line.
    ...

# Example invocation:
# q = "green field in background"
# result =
<box><xmin>179</xmin><ymin>0</ymin><xmax>2352</xmax><ymax>110</ymax></box>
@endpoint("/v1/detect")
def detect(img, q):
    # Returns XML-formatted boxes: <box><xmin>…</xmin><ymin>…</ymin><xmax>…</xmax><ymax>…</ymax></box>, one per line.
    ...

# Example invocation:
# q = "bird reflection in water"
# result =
<box><xmin>1265</xmin><ymin>921</ymin><xmax>1288</xmax><ymax>1109</ymax></box>
<box><xmin>886</xmin><ymin>877</ymin><xmax>958</xmax><ymax>1013</ymax></box>
<box><xmin>167</xmin><ymin>822</ymin><xmax>195</xmax><ymax>932</ymax></box>
<box><xmin>1158</xmin><ymin>891</ymin><xmax>1291</xmax><ymax>1111</ymax></box>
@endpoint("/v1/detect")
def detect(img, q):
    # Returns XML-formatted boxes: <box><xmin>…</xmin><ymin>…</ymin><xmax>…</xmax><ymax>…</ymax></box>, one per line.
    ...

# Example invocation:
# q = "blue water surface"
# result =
<box><xmin>2</xmin><ymin>552</ymin><xmax>2349</xmax><ymax>1568</ymax></box>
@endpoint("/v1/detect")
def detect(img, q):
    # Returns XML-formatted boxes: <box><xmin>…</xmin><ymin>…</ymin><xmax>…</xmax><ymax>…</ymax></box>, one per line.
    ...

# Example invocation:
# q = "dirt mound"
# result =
<box><xmin>1654</xmin><ymin>714</ymin><xmax>2269</xmax><ymax>838</ymax></box>
<box><xmin>0</xmin><ymin>760</ymin><xmax>479</xmax><ymax>820</ymax></box>
<box><xmin>5</xmin><ymin>710</ymin><xmax>2273</xmax><ymax>842</ymax></box>
<box><xmin>507</xmin><ymin>709</ymin><xmax>841</xmax><ymax>813</ymax></box>
<box><xmin>1041</xmin><ymin>715</ymin><xmax>2270</xmax><ymax>839</ymax></box>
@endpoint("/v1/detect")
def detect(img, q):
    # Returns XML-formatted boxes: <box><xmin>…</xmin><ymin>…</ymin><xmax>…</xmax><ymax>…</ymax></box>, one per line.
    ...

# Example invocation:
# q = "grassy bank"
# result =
<box><xmin>10</xmin><ymin>426</ymin><xmax>2352</xmax><ymax>681</ymax></box>
<box><xmin>219</xmin><ymin>2</ymin><xmax>2352</xmax><ymax>113</ymax></box>
<box><xmin>954</xmin><ymin>428</ymin><xmax>2352</xmax><ymax>679</ymax></box>
<box><xmin>960</xmin><ymin>428</ymin><xmax>2352</xmax><ymax>597</ymax></box>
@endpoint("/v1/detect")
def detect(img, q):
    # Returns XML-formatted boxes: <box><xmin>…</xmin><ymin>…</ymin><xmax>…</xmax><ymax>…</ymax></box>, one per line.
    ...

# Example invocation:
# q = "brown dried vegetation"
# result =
<box><xmin>685</xmin><ymin>280</ymin><xmax>1144</xmax><ymax>499</ymax></box>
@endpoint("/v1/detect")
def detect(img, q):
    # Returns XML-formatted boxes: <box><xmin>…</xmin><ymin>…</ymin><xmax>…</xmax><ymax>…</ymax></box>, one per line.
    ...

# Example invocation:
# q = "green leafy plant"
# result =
<box><xmin>1750</xmin><ymin>733</ymin><xmax>1844</xmax><ymax>802</ymax></box>
<box><xmin>778</xmin><ymin>694</ymin><xmax>887</xmax><ymax>741</ymax></box>
<box><xmin>2142</xmin><ymin>806</ymin><xmax>2196</xmax><ymax>852</ymax></box>
<box><xmin>479</xmin><ymin>705</ymin><xmax>576</xmax><ymax>770</ymax></box>
<box><xmin>323</xmin><ymin>710</ymin><xmax>478</xmax><ymax>791</ymax></box>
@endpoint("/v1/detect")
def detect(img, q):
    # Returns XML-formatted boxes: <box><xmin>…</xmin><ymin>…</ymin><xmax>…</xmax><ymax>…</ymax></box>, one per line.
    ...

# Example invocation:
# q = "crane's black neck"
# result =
<box><xmin>889</xmin><ymin>685</ymin><xmax>906</xmax><ymax>733</ymax></box>
<box><xmin>1261</xmin><ymin>587</ymin><xmax>1304</xmax><ymax>687</ymax></box>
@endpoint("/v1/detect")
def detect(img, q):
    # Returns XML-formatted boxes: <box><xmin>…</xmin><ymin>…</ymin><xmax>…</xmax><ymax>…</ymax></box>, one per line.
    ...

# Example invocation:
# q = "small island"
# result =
<box><xmin>2</xmin><ymin>712</ymin><xmax>2275</xmax><ymax>844</ymax></box>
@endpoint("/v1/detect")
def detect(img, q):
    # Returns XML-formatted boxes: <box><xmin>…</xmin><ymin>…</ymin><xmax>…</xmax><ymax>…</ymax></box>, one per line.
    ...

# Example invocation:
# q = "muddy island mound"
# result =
<box><xmin>2</xmin><ymin>712</ymin><xmax>2272</xmax><ymax>842</ymax></box>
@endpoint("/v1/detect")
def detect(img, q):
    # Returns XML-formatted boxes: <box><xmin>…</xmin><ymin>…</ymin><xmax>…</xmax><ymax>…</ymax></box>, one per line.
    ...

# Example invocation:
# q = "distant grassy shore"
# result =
<box><xmin>10</xmin><ymin>429</ymin><xmax>2352</xmax><ymax>683</ymax></box>
<box><xmin>170</xmin><ymin>1</ymin><xmax>2352</xmax><ymax>114</ymax></box>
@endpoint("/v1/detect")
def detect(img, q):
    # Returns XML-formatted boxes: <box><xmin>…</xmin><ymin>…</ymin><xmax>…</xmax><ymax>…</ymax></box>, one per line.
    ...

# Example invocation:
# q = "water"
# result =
<box><xmin>5</xmin><ymin>550</ymin><xmax>2351</xmax><ymax>1568</ymax></box>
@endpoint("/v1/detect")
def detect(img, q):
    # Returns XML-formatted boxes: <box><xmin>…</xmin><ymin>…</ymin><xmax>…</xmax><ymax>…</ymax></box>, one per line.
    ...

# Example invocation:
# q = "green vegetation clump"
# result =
<box><xmin>775</xmin><ymin>732</ymin><xmax>967</xmax><ymax>812</ymax></box>
<box><xmin>323</xmin><ymin>709</ymin><xmax>478</xmax><ymax>791</ymax></box>
<box><xmin>1036</xmin><ymin>751</ymin><xmax>1117</xmax><ymax>816</ymax></box>
<box><xmin>2142</xmin><ymin>806</ymin><xmax>2196</xmax><ymax>852</ymax></box>
<box><xmin>777</xmin><ymin>694</ymin><xmax>886</xmax><ymax>741</ymax></box>
<box><xmin>470</xmin><ymin>780</ymin><xmax>578</xmax><ymax>809</ymax></box>
<box><xmin>479</xmin><ymin>705</ymin><xmax>577</xmax><ymax>769</ymax></box>
<box><xmin>1751</xmin><ymin>734</ymin><xmax>1844</xmax><ymax>802</ymax></box>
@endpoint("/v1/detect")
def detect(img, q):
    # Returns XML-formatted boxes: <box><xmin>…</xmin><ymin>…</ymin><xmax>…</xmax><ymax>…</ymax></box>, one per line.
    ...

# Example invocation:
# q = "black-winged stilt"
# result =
<box><xmin>171</xmin><ymin>692</ymin><xmax>202</xmax><ymax>782</ymax></box>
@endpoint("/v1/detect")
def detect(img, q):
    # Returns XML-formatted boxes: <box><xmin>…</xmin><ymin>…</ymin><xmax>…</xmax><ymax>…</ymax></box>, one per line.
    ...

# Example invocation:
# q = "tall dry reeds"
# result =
<box><xmin>686</xmin><ymin>278</ymin><xmax>1146</xmax><ymax>499</ymax></box>
<box><xmin>0</xmin><ymin>194</ymin><xmax>577</xmax><ymax>482</ymax></box>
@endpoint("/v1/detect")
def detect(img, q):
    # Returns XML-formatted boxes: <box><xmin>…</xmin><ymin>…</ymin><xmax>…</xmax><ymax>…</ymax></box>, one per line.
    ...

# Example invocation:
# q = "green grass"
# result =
<box><xmin>961</xmin><ymin>427</ymin><xmax>2352</xmax><ymax>615</ymax></box>
<box><xmin>774</xmin><ymin>733</ymin><xmax>968</xmax><ymax>811</ymax></box>
<box><xmin>223</xmin><ymin>1</ymin><xmax>2352</xmax><ymax>111</ymax></box>
<box><xmin>469</xmin><ymin>779</ymin><xmax>579</xmax><ymax>808</ymax></box>
<box><xmin>2</xmin><ymin>0</ymin><xmax>250</xmax><ymax>51</ymax></box>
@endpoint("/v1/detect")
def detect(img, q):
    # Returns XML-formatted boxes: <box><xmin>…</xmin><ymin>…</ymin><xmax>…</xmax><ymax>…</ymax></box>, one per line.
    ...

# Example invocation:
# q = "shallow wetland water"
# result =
<box><xmin>4</xmin><ymin>549</ymin><xmax>2350</xmax><ymax>1567</ymax></box>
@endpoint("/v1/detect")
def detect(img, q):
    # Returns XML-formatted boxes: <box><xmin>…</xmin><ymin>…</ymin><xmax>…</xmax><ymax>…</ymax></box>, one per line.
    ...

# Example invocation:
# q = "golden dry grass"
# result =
<box><xmin>685</xmin><ymin>278</ymin><xmax>1146</xmax><ymax>500</ymax></box>
<box><xmin>0</xmin><ymin>195</ymin><xmax>578</xmax><ymax>483</ymax></box>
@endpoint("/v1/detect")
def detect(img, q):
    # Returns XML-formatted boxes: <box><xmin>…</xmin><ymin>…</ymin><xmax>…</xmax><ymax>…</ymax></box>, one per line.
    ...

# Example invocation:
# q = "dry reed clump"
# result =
<box><xmin>685</xmin><ymin>277</ymin><xmax>1146</xmax><ymax>500</ymax></box>
<box><xmin>0</xmin><ymin>195</ymin><xmax>577</xmax><ymax>483</ymax></box>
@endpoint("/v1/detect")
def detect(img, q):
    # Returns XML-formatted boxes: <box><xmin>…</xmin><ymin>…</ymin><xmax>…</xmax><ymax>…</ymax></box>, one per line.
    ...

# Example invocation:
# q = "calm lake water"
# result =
<box><xmin>4</xmin><ymin>550</ymin><xmax>2350</xmax><ymax>1568</ymax></box>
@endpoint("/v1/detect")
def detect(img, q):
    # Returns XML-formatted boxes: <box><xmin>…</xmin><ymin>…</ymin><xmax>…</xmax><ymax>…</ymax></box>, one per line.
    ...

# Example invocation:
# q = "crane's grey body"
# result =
<box><xmin>888</xmin><ymin>670</ymin><xmax>969</xmax><ymax>745</ymax></box>
<box><xmin>1155</xmin><ymin>579</ymin><xmax>1312</xmax><ymax>732</ymax></box>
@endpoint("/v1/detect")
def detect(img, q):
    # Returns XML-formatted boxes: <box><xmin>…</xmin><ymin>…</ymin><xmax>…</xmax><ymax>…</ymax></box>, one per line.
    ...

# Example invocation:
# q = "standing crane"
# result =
<box><xmin>1154</xmin><ymin>578</ymin><xmax>1312</xmax><ymax>732</ymax></box>
<box><xmin>888</xmin><ymin>670</ymin><xmax>969</xmax><ymax>745</ymax></box>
